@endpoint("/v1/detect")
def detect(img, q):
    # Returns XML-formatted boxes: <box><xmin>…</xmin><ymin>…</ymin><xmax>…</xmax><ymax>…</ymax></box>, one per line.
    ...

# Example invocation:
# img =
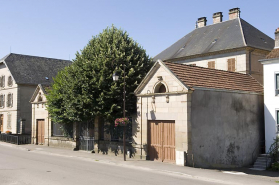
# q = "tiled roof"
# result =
<box><xmin>164</xmin><ymin>62</ymin><xmax>263</xmax><ymax>93</ymax></box>
<box><xmin>266</xmin><ymin>48</ymin><xmax>279</xmax><ymax>59</ymax></box>
<box><xmin>1</xmin><ymin>53</ymin><xmax>72</xmax><ymax>85</ymax></box>
<box><xmin>154</xmin><ymin>18</ymin><xmax>274</xmax><ymax>61</ymax></box>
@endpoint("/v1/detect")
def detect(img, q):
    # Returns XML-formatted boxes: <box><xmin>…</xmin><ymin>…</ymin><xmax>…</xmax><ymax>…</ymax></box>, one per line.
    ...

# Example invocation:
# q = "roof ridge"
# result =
<box><xmin>238</xmin><ymin>18</ymin><xmax>247</xmax><ymax>46</ymax></box>
<box><xmin>6</xmin><ymin>53</ymin><xmax>71</xmax><ymax>62</ymax></box>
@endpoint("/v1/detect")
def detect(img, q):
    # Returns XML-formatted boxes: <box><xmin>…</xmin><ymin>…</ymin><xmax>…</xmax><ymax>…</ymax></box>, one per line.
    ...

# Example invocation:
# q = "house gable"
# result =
<box><xmin>30</xmin><ymin>84</ymin><xmax>47</xmax><ymax>103</ymax></box>
<box><xmin>135</xmin><ymin>60</ymin><xmax>189</xmax><ymax>96</ymax></box>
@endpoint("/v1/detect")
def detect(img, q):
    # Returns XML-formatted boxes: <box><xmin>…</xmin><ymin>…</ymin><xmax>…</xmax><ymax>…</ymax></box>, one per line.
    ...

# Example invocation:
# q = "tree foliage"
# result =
<box><xmin>46</xmin><ymin>26</ymin><xmax>152</xmax><ymax>125</ymax></box>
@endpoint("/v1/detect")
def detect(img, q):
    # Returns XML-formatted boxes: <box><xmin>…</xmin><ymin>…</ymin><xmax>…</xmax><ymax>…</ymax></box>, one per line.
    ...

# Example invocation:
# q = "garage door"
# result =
<box><xmin>148</xmin><ymin>120</ymin><xmax>175</xmax><ymax>162</ymax></box>
<box><xmin>37</xmin><ymin>119</ymin><xmax>45</xmax><ymax>145</ymax></box>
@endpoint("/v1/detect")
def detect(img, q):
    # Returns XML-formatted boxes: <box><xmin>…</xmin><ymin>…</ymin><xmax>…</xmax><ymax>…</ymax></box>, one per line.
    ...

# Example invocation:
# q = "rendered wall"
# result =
<box><xmin>19</xmin><ymin>85</ymin><xmax>36</xmax><ymax>134</ymax></box>
<box><xmin>0</xmin><ymin>63</ymin><xmax>19</xmax><ymax>134</ymax></box>
<box><xmin>262</xmin><ymin>60</ymin><xmax>279</xmax><ymax>152</ymax></box>
<box><xmin>190</xmin><ymin>89</ymin><xmax>264</xmax><ymax>168</ymax></box>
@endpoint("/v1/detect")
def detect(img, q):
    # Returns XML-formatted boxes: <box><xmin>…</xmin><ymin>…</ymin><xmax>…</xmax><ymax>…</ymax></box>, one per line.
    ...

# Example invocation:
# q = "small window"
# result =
<box><xmin>38</xmin><ymin>92</ymin><xmax>43</xmax><ymax>102</ymax></box>
<box><xmin>227</xmin><ymin>58</ymin><xmax>235</xmax><ymax>72</ymax></box>
<box><xmin>7</xmin><ymin>76</ymin><xmax>13</xmax><ymax>87</ymax></box>
<box><xmin>7</xmin><ymin>93</ymin><xmax>13</xmax><ymax>107</ymax></box>
<box><xmin>155</xmin><ymin>83</ymin><xmax>167</xmax><ymax>93</ymax></box>
<box><xmin>189</xmin><ymin>64</ymin><xmax>196</xmax><ymax>66</ymax></box>
<box><xmin>208</xmin><ymin>61</ymin><xmax>215</xmax><ymax>69</ymax></box>
<box><xmin>0</xmin><ymin>94</ymin><xmax>4</xmax><ymax>108</ymax></box>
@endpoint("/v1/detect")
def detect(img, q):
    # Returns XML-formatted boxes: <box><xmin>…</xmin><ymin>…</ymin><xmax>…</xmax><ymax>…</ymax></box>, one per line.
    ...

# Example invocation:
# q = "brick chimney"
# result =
<box><xmin>213</xmin><ymin>12</ymin><xmax>223</xmax><ymax>24</ymax></box>
<box><xmin>197</xmin><ymin>17</ymin><xmax>207</xmax><ymax>28</ymax></box>
<box><xmin>275</xmin><ymin>28</ymin><xmax>279</xmax><ymax>49</ymax></box>
<box><xmin>229</xmin><ymin>8</ymin><xmax>240</xmax><ymax>20</ymax></box>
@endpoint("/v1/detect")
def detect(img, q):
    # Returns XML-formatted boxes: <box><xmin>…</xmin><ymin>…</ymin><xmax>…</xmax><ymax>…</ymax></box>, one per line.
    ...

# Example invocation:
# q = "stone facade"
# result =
<box><xmin>134</xmin><ymin>61</ymin><xmax>264</xmax><ymax>168</ymax></box>
<box><xmin>30</xmin><ymin>85</ymin><xmax>76</xmax><ymax>149</ymax></box>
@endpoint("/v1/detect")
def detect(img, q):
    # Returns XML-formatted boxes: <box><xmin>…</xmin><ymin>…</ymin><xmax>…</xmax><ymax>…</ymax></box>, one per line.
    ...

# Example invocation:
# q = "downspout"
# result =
<box><xmin>32</xmin><ymin>104</ymin><xmax>35</xmax><ymax>144</ymax></box>
<box><xmin>140</xmin><ymin>96</ymin><xmax>142</xmax><ymax>159</ymax></box>
<box><xmin>48</xmin><ymin>112</ymin><xmax>50</xmax><ymax>146</ymax></box>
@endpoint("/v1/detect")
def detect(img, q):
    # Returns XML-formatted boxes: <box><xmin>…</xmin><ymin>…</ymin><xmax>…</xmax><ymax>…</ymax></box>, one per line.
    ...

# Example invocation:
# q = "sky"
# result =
<box><xmin>0</xmin><ymin>0</ymin><xmax>278</xmax><ymax>61</ymax></box>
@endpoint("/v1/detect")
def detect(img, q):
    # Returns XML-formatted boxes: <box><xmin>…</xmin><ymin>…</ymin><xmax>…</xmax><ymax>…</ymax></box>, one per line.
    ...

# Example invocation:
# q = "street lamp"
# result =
<box><xmin>112</xmin><ymin>65</ymin><xmax>126</xmax><ymax>161</ymax></box>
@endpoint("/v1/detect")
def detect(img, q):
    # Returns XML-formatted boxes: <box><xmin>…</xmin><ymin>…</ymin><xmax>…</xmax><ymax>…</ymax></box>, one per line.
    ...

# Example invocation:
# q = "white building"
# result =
<box><xmin>260</xmin><ymin>28</ymin><xmax>279</xmax><ymax>152</ymax></box>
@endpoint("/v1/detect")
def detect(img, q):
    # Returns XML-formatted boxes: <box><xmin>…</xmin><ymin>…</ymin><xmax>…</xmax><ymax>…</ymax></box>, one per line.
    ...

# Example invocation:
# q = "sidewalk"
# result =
<box><xmin>1</xmin><ymin>142</ymin><xmax>278</xmax><ymax>185</ymax></box>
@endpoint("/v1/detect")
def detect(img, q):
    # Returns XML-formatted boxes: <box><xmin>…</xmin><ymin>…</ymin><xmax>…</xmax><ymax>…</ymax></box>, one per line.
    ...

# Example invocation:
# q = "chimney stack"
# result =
<box><xmin>197</xmin><ymin>17</ymin><xmax>207</xmax><ymax>28</ymax></box>
<box><xmin>229</xmin><ymin>8</ymin><xmax>240</xmax><ymax>20</ymax></box>
<box><xmin>275</xmin><ymin>28</ymin><xmax>279</xmax><ymax>49</ymax></box>
<box><xmin>213</xmin><ymin>12</ymin><xmax>223</xmax><ymax>24</ymax></box>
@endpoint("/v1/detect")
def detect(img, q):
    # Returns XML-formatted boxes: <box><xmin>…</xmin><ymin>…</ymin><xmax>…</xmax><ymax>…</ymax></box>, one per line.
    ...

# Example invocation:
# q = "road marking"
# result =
<box><xmin>222</xmin><ymin>171</ymin><xmax>248</xmax><ymax>175</ymax></box>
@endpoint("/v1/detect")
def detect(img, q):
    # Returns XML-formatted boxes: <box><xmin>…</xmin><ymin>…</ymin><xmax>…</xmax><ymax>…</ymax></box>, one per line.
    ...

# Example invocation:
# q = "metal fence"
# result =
<box><xmin>0</xmin><ymin>134</ymin><xmax>31</xmax><ymax>145</ymax></box>
<box><xmin>79</xmin><ymin>136</ymin><xmax>94</xmax><ymax>151</ymax></box>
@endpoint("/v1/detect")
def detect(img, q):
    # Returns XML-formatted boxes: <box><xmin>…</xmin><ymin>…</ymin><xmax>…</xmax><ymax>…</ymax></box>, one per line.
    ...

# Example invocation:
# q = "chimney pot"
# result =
<box><xmin>213</xmin><ymin>12</ymin><xmax>223</xmax><ymax>24</ymax></box>
<box><xmin>229</xmin><ymin>8</ymin><xmax>240</xmax><ymax>20</ymax></box>
<box><xmin>275</xmin><ymin>28</ymin><xmax>279</xmax><ymax>48</ymax></box>
<box><xmin>197</xmin><ymin>17</ymin><xmax>207</xmax><ymax>28</ymax></box>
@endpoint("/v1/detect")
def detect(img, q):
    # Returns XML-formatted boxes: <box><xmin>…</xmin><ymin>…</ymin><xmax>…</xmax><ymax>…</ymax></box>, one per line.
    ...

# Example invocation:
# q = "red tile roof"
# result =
<box><xmin>266</xmin><ymin>48</ymin><xmax>279</xmax><ymax>59</ymax></box>
<box><xmin>164</xmin><ymin>62</ymin><xmax>263</xmax><ymax>93</ymax></box>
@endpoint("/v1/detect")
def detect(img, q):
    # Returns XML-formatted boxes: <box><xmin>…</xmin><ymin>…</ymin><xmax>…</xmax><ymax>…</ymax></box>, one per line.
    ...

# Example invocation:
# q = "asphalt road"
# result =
<box><xmin>0</xmin><ymin>144</ymin><xmax>224</xmax><ymax>185</ymax></box>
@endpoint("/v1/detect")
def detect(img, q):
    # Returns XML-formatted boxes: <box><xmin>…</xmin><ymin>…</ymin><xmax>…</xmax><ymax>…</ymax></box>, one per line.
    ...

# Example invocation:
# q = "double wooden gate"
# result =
<box><xmin>148</xmin><ymin>120</ymin><xmax>175</xmax><ymax>162</ymax></box>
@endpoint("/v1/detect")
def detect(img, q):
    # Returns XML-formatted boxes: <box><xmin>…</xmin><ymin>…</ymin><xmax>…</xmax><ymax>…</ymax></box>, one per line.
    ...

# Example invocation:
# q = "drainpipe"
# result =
<box><xmin>32</xmin><ymin>103</ymin><xmax>35</xmax><ymax>144</ymax></box>
<box><xmin>48</xmin><ymin>112</ymin><xmax>50</xmax><ymax>146</ymax></box>
<box><xmin>140</xmin><ymin>96</ymin><xmax>142</xmax><ymax>159</ymax></box>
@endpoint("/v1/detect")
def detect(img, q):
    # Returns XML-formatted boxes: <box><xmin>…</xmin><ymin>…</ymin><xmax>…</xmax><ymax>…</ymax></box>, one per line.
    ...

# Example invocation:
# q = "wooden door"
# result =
<box><xmin>0</xmin><ymin>115</ymin><xmax>3</xmax><ymax>132</ymax></box>
<box><xmin>37</xmin><ymin>119</ymin><xmax>45</xmax><ymax>145</ymax></box>
<box><xmin>148</xmin><ymin>120</ymin><xmax>175</xmax><ymax>162</ymax></box>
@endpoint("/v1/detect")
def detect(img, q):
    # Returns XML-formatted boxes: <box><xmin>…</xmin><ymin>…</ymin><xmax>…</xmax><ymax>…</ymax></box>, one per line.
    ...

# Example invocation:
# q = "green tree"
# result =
<box><xmin>46</xmin><ymin>25</ymin><xmax>152</xmax><ymax>132</ymax></box>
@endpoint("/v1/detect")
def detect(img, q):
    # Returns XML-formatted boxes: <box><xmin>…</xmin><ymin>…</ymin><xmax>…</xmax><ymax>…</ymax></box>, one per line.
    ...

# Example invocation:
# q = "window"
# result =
<box><xmin>7</xmin><ymin>93</ymin><xmax>13</xmax><ymax>107</ymax></box>
<box><xmin>276</xmin><ymin>74</ymin><xmax>279</xmax><ymax>96</ymax></box>
<box><xmin>0</xmin><ymin>76</ymin><xmax>5</xmax><ymax>87</ymax></box>
<box><xmin>7</xmin><ymin>76</ymin><xmax>13</xmax><ymax>87</ymax></box>
<box><xmin>154</xmin><ymin>83</ymin><xmax>167</xmax><ymax>93</ymax></box>
<box><xmin>189</xmin><ymin>64</ymin><xmax>196</xmax><ymax>66</ymax></box>
<box><xmin>52</xmin><ymin>122</ymin><xmax>64</xmax><ymax>136</ymax></box>
<box><xmin>38</xmin><ymin>93</ymin><xmax>43</xmax><ymax>102</ymax></box>
<box><xmin>277</xmin><ymin>111</ymin><xmax>279</xmax><ymax>132</ymax></box>
<box><xmin>208</xmin><ymin>61</ymin><xmax>215</xmax><ymax>69</ymax></box>
<box><xmin>227</xmin><ymin>58</ymin><xmax>235</xmax><ymax>72</ymax></box>
<box><xmin>0</xmin><ymin>94</ymin><xmax>4</xmax><ymax>108</ymax></box>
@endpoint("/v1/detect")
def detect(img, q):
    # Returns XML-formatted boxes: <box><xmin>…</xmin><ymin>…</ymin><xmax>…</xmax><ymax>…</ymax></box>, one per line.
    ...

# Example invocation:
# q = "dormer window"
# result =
<box><xmin>8</xmin><ymin>76</ymin><xmax>13</xmax><ymax>87</ymax></box>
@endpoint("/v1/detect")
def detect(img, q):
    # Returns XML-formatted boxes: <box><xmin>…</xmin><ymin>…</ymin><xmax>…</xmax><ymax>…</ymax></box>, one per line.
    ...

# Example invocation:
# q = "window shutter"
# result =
<box><xmin>208</xmin><ymin>61</ymin><xmax>215</xmax><ymax>69</ymax></box>
<box><xmin>228</xmin><ymin>58</ymin><xmax>236</xmax><ymax>72</ymax></box>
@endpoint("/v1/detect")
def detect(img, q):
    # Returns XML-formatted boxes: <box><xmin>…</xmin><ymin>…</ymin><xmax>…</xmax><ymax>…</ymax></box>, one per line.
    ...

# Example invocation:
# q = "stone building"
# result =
<box><xmin>154</xmin><ymin>8</ymin><xmax>274</xmax><ymax>84</ymax></box>
<box><xmin>30</xmin><ymin>84</ymin><xmax>76</xmax><ymax>148</ymax></box>
<box><xmin>134</xmin><ymin>60</ymin><xmax>264</xmax><ymax>168</ymax></box>
<box><xmin>260</xmin><ymin>28</ymin><xmax>279</xmax><ymax>152</ymax></box>
<box><xmin>0</xmin><ymin>53</ymin><xmax>71</xmax><ymax>134</ymax></box>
